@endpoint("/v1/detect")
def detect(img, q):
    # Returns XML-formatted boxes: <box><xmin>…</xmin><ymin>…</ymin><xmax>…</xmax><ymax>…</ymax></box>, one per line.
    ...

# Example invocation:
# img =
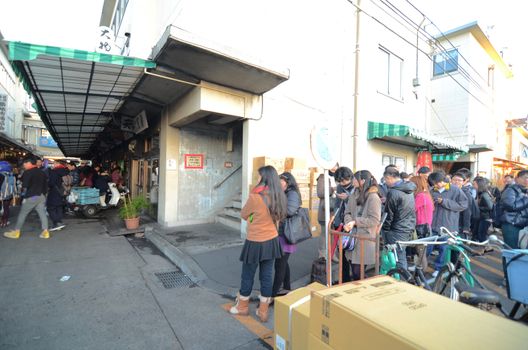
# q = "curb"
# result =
<box><xmin>144</xmin><ymin>226</ymin><xmax>208</xmax><ymax>284</ymax></box>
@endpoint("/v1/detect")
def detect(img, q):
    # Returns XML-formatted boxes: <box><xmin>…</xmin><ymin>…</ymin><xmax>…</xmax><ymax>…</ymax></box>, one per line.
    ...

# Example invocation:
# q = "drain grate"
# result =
<box><xmin>155</xmin><ymin>271</ymin><xmax>193</xmax><ymax>289</ymax></box>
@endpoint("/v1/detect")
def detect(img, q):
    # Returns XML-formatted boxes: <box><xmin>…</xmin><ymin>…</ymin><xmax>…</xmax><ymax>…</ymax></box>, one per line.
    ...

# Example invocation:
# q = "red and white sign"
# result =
<box><xmin>184</xmin><ymin>154</ymin><xmax>204</xmax><ymax>169</ymax></box>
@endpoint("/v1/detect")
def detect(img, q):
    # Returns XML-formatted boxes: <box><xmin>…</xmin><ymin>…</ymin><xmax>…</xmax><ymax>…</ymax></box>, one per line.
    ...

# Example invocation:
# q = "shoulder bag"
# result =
<box><xmin>283</xmin><ymin>207</ymin><xmax>312</xmax><ymax>244</ymax></box>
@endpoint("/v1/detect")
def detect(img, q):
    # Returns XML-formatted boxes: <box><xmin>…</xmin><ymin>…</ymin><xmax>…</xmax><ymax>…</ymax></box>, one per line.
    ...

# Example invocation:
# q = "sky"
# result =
<box><xmin>0</xmin><ymin>0</ymin><xmax>525</xmax><ymax>116</ymax></box>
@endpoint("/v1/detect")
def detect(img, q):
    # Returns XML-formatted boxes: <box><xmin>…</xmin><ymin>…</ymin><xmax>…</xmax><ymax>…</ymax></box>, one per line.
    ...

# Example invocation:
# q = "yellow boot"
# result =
<box><xmin>4</xmin><ymin>229</ymin><xmax>20</xmax><ymax>239</ymax></box>
<box><xmin>39</xmin><ymin>229</ymin><xmax>50</xmax><ymax>239</ymax></box>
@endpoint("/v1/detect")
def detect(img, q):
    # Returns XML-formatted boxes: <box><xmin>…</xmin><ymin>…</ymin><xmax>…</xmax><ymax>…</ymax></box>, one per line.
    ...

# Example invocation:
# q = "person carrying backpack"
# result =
<box><xmin>47</xmin><ymin>160</ymin><xmax>70</xmax><ymax>231</ymax></box>
<box><xmin>0</xmin><ymin>161</ymin><xmax>16</xmax><ymax>227</ymax></box>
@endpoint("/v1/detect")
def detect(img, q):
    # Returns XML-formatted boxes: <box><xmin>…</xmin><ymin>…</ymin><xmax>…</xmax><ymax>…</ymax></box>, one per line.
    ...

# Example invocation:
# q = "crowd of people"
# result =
<box><xmin>2</xmin><ymin>156</ymin><xmax>124</xmax><ymax>239</ymax></box>
<box><xmin>230</xmin><ymin>163</ymin><xmax>526</xmax><ymax>322</ymax></box>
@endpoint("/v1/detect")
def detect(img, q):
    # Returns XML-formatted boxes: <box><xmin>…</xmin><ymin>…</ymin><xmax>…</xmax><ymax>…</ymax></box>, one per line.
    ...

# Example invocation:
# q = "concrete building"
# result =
<box><xmin>11</xmin><ymin>1</ymin><xmax>501</xmax><ymax>231</ymax></box>
<box><xmin>0</xmin><ymin>31</ymin><xmax>42</xmax><ymax>160</ymax></box>
<box><xmin>428</xmin><ymin>21</ymin><xmax>513</xmax><ymax>178</ymax></box>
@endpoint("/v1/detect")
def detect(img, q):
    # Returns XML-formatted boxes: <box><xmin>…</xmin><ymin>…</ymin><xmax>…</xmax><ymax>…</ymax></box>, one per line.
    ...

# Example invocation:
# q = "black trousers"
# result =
<box><xmin>47</xmin><ymin>205</ymin><xmax>63</xmax><ymax>226</ymax></box>
<box><xmin>351</xmin><ymin>263</ymin><xmax>366</xmax><ymax>281</ymax></box>
<box><xmin>272</xmin><ymin>253</ymin><xmax>291</xmax><ymax>297</ymax></box>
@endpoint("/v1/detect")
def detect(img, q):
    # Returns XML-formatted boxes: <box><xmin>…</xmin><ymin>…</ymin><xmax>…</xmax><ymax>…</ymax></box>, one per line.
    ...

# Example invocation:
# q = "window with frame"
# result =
<box><xmin>111</xmin><ymin>0</ymin><xmax>129</xmax><ymax>36</ymax></box>
<box><xmin>433</xmin><ymin>48</ymin><xmax>459</xmax><ymax>76</ymax></box>
<box><xmin>382</xmin><ymin>154</ymin><xmax>406</xmax><ymax>171</ymax></box>
<box><xmin>378</xmin><ymin>46</ymin><xmax>403</xmax><ymax>100</ymax></box>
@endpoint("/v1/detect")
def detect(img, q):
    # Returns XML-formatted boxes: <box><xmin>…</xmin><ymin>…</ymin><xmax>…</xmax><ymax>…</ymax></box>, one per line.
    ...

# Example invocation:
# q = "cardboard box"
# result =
<box><xmin>309</xmin><ymin>276</ymin><xmax>528</xmax><ymax>350</ymax></box>
<box><xmin>253</xmin><ymin>157</ymin><xmax>285</xmax><ymax>184</ymax></box>
<box><xmin>289</xmin><ymin>168</ymin><xmax>311</xmax><ymax>184</ymax></box>
<box><xmin>308</xmin><ymin>334</ymin><xmax>334</xmax><ymax>350</ymax></box>
<box><xmin>298</xmin><ymin>184</ymin><xmax>311</xmax><ymax>202</ymax></box>
<box><xmin>309</xmin><ymin>209</ymin><xmax>321</xmax><ymax>237</ymax></box>
<box><xmin>275</xmin><ymin>282</ymin><xmax>327</xmax><ymax>350</ymax></box>
<box><xmin>284</xmin><ymin>158</ymin><xmax>307</xmax><ymax>172</ymax></box>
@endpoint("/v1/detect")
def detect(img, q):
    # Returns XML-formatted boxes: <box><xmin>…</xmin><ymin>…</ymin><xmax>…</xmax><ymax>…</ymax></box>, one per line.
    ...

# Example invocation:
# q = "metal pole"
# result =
<box><xmin>324</xmin><ymin>169</ymin><xmax>332</xmax><ymax>286</ymax></box>
<box><xmin>352</xmin><ymin>0</ymin><xmax>361</xmax><ymax>172</ymax></box>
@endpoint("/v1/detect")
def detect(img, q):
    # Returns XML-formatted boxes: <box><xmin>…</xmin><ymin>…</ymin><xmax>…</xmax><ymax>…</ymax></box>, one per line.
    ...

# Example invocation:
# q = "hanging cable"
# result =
<box><xmin>378</xmin><ymin>0</ymin><xmax>489</xmax><ymax>95</ymax></box>
<box><xmin>343</xmin><ymin>0</ymin><xmax>490</xmax><ymax>108</ymax></box>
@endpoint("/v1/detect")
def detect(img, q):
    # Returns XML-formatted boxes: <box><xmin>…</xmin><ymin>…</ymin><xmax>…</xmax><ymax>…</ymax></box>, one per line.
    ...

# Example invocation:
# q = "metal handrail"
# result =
<box><xmin>213</xmin><ymin>165</ymin><xmax>242</xmax><ymax>190</ymax></box>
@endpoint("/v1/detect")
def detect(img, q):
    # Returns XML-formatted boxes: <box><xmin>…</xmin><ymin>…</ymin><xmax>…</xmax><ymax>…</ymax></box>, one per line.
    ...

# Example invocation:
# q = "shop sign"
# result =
<box><xmin>310</xmin><ymin>124</ymin><xmax>339</xmax><ymax>170</ymax></box>
<box><xmin>39</xmin><ymin>136</ymin><xmax>58</xmax><ymax>148</ymax></box>
<box><xmin>224</xmin><ymin>161</ymin><xmax>233</xmax><ymax>168</ymax></box>
<box><xmin>0</xmin><ymin>93</ymin><xmax>6</xmax><ymax>131</ymax></box>
<box><xmin>95</xmin><ymin>26</ymin><xmax>118</xmax><ymax>54</ymax></box>
<box><xmin>184</xmin><ymin>154</ymin><xmax>204</xmax><ymax>169</ymax></box>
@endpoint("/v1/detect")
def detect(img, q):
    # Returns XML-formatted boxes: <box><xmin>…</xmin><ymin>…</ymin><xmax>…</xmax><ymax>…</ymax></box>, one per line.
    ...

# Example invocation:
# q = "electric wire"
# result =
<box><xmin>404</xmin><ymin>0</ymin><xmax>491</xmax><ymax>83</ymax></box>
<box><xmin>343</xmin><ymin>0</ymin><xmax>489</xmax><ymax>108</ymax></box>
<box><xmin>378</xmin><ymin>0</ymin><xmax>489</xmax><ymax>95</ymax></box>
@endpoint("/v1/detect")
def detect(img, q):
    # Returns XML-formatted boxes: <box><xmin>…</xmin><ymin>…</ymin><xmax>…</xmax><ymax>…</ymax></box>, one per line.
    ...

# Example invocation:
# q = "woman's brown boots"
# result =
<box><xmin>256</xmin><ymin>295</ymin><xmax>272</xmax><ymax>322</ymax></box>
<box><xmin>228</xmin><ymin>294</ymin><xmax>272</xmax><ymax>323</ymax></box>
<box><xmin>229</xmin><ymin>293</ymin><xmax>250</xmax><ymax>316</ymax></box>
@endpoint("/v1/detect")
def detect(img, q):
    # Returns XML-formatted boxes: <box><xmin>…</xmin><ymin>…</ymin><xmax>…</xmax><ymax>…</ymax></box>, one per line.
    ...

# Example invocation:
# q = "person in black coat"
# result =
<box><xmin>272</xmin><ymin>172</ymin><xmax>302</xmax><ymax>297</ymax></box>
<box><xmin>47</xmin><ymin>161</ymin><xmax>69</xmax><ymax>231</ymax></box>
<box><xmin>475</xmin><ymin>177</ymin><xmax>494</xmax><ymax>243</ymax></box>
<box><xmin>94</xmin><ymin>168</ymin><xmax>111</xmax><ymax>208</ymax></box>
<box><xmin>381</xmin><ymin>167</ymin><xmax>416</xmax><ymax>270</ymax></box>
<box><xmin>500</xmin><ymin>170</ymin><xmax>528</xmax><ymax>249</ymax></box>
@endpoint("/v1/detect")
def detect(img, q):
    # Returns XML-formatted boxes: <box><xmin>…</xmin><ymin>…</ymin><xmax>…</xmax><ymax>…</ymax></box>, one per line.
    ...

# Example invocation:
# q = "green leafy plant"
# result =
<box><xmin>119</xmin><ymin>195</ymin><xmax>150</xmax><ymax>220</ymax></box>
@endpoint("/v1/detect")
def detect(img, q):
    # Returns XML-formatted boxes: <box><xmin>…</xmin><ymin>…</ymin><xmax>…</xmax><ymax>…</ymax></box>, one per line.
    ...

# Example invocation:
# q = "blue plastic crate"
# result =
<box><xmin>71</xmin><ymin>187</ymin><xmax>100</xmax><ymax>205</ymax></box>
<box><xmin>502</xmin><ymin>249</ymin><xmax>528</xmax><ymax>304</ymax></box>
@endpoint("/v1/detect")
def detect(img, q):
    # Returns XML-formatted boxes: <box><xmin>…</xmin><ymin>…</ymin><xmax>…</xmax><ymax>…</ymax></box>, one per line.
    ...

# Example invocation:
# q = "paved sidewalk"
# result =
<box><xmin>0</xmin><ymin>212</ymin><xmax>271</xmax><ymax>350</ymax></box>
<box><xmin>147</xmin><ymin>223</ymin><xmax>322</xmax><ymax>297</ymax></box>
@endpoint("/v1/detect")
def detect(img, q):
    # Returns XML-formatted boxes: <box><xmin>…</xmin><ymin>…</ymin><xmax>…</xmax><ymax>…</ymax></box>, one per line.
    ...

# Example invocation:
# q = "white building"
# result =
<box><xmin>0</xmin><ymin>30</ymin><xmax>51</xmax><ymax>159</ymax></box>
<box><xmin>11</xmin><ymin>1</ymin><xmax>497</xmax><ymax>230</ymax></box>
<box><xmin>428</xmin><ymin>21</ymin><xmax>513</xmax><ymax>178</ymax></box>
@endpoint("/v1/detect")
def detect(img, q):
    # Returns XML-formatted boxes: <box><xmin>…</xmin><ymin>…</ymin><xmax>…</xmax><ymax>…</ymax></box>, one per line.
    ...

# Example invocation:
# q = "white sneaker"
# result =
<box><xmin>432</xmin><ymin>270</ymin><xmax>439</xmax><ymax>278</ymax></box>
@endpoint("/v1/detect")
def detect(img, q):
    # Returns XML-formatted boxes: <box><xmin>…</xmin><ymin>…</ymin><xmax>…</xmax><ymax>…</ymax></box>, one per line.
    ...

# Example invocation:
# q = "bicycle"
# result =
<box><xmin>431</xmin><ymin>227</ymin><xmax>505</xmax><ymax>307</ymax></box>
<box><xmin>383</xmin><ymin>235</ymin><xmax>450</xmax><ymax>290</ymax></box>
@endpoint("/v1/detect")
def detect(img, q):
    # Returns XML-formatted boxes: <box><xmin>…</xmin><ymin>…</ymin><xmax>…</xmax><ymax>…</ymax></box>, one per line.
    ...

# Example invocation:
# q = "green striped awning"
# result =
<box><xmin>9</xmin><ymin>42</ymin><xmax>155</xmax><ymax>68</ymax></box>
<box><xmin>9</xmin><ymin>41</ymin><xmax>156</xmax><ymax>156</ymax></box>
<box><xmin>367</xmin><ymin>121</ymin><xmax>468</xmax><ymax>153</ymax></box>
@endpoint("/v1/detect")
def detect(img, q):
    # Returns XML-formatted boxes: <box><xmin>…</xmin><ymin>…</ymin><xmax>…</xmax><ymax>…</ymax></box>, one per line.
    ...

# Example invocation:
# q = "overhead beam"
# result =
<box><xmin>36</xmin><ymin>89</ymin><xmax>123</xmax><ymax>99</ymax></box>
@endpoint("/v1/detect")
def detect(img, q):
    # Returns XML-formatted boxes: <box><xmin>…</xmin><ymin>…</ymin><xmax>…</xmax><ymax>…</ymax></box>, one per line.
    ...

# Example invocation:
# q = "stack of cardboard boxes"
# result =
<box><xmin>275</xmin><ymin>276</ymin><xmax>528</xmax><ymax>350</ymax></box>
<box><xmin>251</xmin><ymin>157</ymin><xmax>322</xmax><ymax>236</ymax></box>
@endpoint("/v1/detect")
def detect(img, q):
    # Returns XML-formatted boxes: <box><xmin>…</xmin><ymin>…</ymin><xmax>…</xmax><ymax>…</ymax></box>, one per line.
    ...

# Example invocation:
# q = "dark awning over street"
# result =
<box><xmin>9</xmin><ymin>41</ymin><xmax>155</xmax><ymax>156</ymax></box>
<box><xmin>9</xmin><ymin>31</ymin><xmax>289</xmax><ymax>157</ymax></box>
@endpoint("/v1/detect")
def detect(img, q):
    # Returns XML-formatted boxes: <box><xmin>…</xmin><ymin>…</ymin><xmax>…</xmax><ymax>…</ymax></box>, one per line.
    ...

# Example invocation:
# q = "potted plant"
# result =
<box><xmin>119</xmin><ymin>195</ymin><xmax>149</xmax><ymax>230</ymax></box>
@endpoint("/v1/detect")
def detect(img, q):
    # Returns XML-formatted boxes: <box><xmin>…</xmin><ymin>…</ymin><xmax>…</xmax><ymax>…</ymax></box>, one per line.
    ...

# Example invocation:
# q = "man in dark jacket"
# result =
<box><xmin>333</xmin><ymin>166</ymin><xmax>355</xmax><ymax>281</ymax></box>
<box><xmin>451</xmin><ymin>172</ymin><xmax>477</xmax><ymax>239</ymax></box>
<box><xmin>429</xmin><ymin>171</ymin><xmax>468</xmax><ymax>275</ymax></box>
<box><xmin>381</xmin><ymin>167</ymin><xmax>416</xmax><ymax>269</ymax></box>
<box><xmin>4</xmin><ymin>157</ymin><xmax>49</xmax><ymax>239</ymax></box>
<box><xmin>500</xmin><ymin>170</ymin><xmax>528</xmax><ymax>249</ymax></box>
<box><xmin>67</xmin><ymin>162</ymin><xmax>80</xmax><ymax>187</ymax></box>
<box><xmin>47</xmin><ymin>161</ymin><xmax>69</xmax><ymax>231</ymax></box>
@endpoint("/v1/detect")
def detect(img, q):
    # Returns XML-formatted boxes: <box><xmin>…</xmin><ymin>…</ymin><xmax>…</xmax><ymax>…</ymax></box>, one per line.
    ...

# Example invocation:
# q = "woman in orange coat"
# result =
<box><xmin>229</xmin><ymin>165</ymin><xmax>287</xmax><ymax>322</ymax></box>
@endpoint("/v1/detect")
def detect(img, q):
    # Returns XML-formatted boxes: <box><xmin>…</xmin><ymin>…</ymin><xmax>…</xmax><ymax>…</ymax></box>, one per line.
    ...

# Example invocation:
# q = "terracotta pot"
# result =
<box><xmin>124</xmin><ymin>217</ymin><xmax>140</xmax><ymax>230</ymax></box>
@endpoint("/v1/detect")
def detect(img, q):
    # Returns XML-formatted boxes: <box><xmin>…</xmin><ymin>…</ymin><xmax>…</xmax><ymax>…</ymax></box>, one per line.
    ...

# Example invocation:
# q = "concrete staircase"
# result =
<box><xmin>215</xmin><ymin>193</ymin><xmax>242</xmax><ymax>231</ymax></box>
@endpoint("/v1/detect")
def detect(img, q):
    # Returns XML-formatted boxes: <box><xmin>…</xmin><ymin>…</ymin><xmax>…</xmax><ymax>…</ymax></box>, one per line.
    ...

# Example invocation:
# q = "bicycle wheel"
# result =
<box><xmin>387</xmin><ymin>268</ymin><xmax>413</xmax><ymax>283</ymax></box>
<box><xmin>432</xmin><ymin>265</ymin><xmax>460</xmax><ymax>300</ymax></box>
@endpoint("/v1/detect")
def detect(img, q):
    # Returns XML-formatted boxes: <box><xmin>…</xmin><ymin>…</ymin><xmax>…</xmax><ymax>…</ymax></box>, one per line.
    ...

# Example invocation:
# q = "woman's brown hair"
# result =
<box><xmin>409</xmin><ymin>175</ymin><xmax>432</xmax><ymax>201</ymax></box>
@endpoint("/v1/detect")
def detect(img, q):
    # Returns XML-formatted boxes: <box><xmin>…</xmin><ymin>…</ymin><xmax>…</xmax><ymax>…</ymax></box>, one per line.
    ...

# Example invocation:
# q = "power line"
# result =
<box><xmin>343</xmin><ymin>0</ymin><xmax>489</xmax><ymax>108</ymax></box>
<box><xmin>403</xmin><ymin>0</ymin><xmax>490</xmax><ymax>84</ymax></box>
<box><xmin>367</xmin><ymin>0</ymin><xmax>430</xmax><ymax>47</ymax></box>
<box><xmin>378</xmin><ymin>0</ymin><xmax>489</xmax><ymax>95</ymax></box>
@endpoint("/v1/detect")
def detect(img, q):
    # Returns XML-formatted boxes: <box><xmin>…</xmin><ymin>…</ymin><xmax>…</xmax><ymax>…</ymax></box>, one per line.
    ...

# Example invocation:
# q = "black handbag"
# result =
<box><xmin>283</xmin><ymin>207</ymin><xmax>312</xmax><ymax>244</ymax></box>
